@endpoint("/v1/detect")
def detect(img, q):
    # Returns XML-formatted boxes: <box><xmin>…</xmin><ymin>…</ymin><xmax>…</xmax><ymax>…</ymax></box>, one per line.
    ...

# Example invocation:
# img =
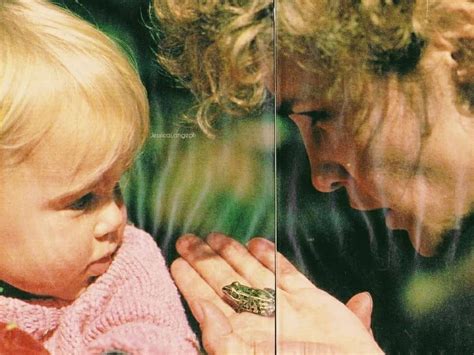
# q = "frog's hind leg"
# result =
<box><xmin>250</xmin><ymin>299</ymin><xmax>261</xmax><ymax>315</ymax></box>
<box><xmin>264</xmin><ymin>288</ymin><xmax>276</xmax><ymax>297</ymax></box>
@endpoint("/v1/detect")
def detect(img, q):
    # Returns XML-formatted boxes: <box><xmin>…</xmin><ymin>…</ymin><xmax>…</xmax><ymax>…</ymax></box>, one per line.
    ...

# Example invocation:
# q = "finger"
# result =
<box><xmin>346</xmin><ymin>292</ymin><xmax>373</xmax><ymax>331</ymax></box>
<box><xmin>247</xmin><ymin>238</ymin><xmax>276</xmax><ymax>273</ymax></box>
<box><xmin>171</xmin><ymin>258</ymin><xmax>235</xmax><ymax>317</ymax></box>
<box><xmin>176</xmin><ymin>234</ymin><xmax>248</xmax><ymax>294</ymax></box>
<box><xmin>248</xmin><ymin>238</ymin><xmax>315</xmax><ymax>292</ymax></box>
<box><xmin>195</xmin><ymin>300</ymin><xmax>250</xmax><ymax>355</ymax></box>
<box><xmin>277</xmin><ymin>341</ymin><xmax>342</xmax><ymax>354</ymax></box>
<box><xmin>206</xmin><ymin>232</ymin><xmax>275</xmax><ymax>289</ymax></box>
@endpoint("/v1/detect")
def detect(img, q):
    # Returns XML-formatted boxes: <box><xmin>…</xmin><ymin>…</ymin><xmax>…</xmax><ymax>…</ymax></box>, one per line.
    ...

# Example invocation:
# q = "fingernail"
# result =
<box><xmin>247</xmin><ymin>237</ymin><xmax>274</xmax><ymax>250</ymax></box>
<box><xmin>189</xmin><ymin>299</ymin><xmax>204</xmax><ymax>323</ymax></box>
<box><xmin>176</xmin><ymin>234</ymin><xmax>197</xmax><ymax>249</ymax></box>
<box><xmin>206</xmin><ymin>232</ymin><xmax>226</xmax><ymax>242</ymax></box>
<box><xmin>362</xmin><ymin>291</ymin><xmax>373</xmax><ymax>308</ymax></box>
<box><xmin>259</xmin><ymin>238</ymin><xmax>274</xmax><ymax>246</ymax></box>
<box><xmin>205</xmin><ymin>232</ymin><xmax>219</xmax><ymax>243</ymax></box>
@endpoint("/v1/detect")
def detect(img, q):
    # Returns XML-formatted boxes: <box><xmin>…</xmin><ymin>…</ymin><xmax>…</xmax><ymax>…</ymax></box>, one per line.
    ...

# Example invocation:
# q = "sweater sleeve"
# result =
<box><xmin>45</xmin><ymin>226</ymin><xmax>199</xmax><ymax>354</ymax></box>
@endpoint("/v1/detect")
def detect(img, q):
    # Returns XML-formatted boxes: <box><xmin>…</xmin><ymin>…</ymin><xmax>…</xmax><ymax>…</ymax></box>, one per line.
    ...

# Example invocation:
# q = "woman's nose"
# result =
<box><xmin>94</xmin><ymin>199</ymin><xmax>125</xmax><ymax>241</ymax></box>
<box><xmin>311</xmin><ymin>162</ymin><xmax>350</xmax><ymax>192</ymax></box>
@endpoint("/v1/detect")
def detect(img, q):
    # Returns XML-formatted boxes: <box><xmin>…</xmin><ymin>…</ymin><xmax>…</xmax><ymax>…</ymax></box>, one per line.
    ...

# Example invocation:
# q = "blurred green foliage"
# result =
<box><xmin>403</xmin><ymin>250</ymin><xmax>474</xmax><ymax>317</ymax></box>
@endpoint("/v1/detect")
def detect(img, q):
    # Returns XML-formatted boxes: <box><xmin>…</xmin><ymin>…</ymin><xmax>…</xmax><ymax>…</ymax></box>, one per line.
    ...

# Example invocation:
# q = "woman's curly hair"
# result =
<box><xmin>154</xmin><ymin>0</ymin><xmax>474</xmax><ymax>135</ymax></box>
<box><xmin>154</xmin><ymin>0</ymin><xmax>273</xmax><ymax>135</ymax></box>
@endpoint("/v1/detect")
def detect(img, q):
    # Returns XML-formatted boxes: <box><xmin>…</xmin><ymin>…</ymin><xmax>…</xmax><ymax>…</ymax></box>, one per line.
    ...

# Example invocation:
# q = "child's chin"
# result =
<box><xmin>2</xmin><ymin>277</ymin><xmax>89</xmax><ymax>301</ymax></box>
<box><xmin>44</xmin><ymin>281</ymin><xmax>89</xmax><ymax>301</ymax></box>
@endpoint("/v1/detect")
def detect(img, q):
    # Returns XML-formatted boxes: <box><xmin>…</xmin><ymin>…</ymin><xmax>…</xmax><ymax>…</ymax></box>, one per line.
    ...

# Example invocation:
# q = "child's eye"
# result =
<box><xmin>68</xmin><ymin>193</ymin><xmax>97</xmax><ymax>210</ymax></box>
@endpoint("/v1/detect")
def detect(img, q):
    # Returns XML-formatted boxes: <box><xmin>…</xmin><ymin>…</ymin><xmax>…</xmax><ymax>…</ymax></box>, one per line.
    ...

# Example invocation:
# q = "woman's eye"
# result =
<box><xmin>68</xmin><ymin>193</ymin><xmax>97</xmax><ymax>210</ymax></box>
<box><xmin>290</xmin><ymin>110</ymin><xmax>332</xmax><ymax>129</ymax></box>
<box><xmin>303</xmin><ymin>111</ymin><xmax>332</xmax><ymax>127</ymax></box>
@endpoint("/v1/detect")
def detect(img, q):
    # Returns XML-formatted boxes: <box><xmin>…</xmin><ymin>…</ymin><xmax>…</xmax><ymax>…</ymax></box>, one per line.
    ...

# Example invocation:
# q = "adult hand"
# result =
<box><xmin>190</xmin><ymin>299</ymin><xmax>342</xmax><ymax>354</ymax></box>
<box><xmin>171</xmin><ymin>233</ymin><xmax>383</xmax><ymax>354</ymax></box>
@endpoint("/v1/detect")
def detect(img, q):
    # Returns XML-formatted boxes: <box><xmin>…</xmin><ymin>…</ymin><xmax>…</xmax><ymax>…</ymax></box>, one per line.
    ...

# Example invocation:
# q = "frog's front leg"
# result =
<box><xmin>235</xmin><ymin>304</ymin><xmax>245</xmax><ymax>313</ymax></box>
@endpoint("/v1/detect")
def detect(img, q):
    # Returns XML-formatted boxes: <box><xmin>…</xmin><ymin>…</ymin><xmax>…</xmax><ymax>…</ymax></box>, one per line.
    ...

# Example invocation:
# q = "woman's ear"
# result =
<box><xmin>419</xmin><ymin>1</ymin><xmax>474</xmax><ymax>111</ymax></box>
<box><xmin>452</xmin><ymin>38</ymin><xmax>474</xmax><ymax>110</ymax></box>
<box><xmin>439</xmin><ymin>2</ymin><xmax>474</xmax><ymax>111</ymax></box>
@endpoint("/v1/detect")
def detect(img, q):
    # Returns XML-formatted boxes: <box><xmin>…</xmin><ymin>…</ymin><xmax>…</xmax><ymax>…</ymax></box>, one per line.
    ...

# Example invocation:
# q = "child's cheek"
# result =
<box><xmin>118</xmin><ymin>205</ymin><xmax>128</xmax><ymax>239</ymax></box>
<box><xmin>121</xmin><ymin>205</ymin><xmax>128</xmax><ymax>224</ymax></box>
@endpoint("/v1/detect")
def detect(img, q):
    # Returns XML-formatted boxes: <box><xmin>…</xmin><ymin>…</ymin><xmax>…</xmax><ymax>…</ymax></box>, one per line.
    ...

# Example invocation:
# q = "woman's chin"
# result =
<box><xmin>384</xmin><ymin>211</ymin><xmax>441</xmax><ymax>256</ymax></box>
<box><xmin>406</xmin><ymin>226</ymin><xmax>444</xmax><ymax>257</ymax></box>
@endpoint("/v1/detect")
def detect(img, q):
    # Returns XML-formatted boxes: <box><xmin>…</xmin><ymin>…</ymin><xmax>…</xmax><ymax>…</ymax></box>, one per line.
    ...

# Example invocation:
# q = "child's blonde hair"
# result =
<box><xmin>0</xmin><ymin>0</ymin><xmax>149</xmax><ymax>178</ymax></box>
<box><xmin>154</xmin><ymin>0</ymin><xmax>473</xmax><ymax>134</ymax></box>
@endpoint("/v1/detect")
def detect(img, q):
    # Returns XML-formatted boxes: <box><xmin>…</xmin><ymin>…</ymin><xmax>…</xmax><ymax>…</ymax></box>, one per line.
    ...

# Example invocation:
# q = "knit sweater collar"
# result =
<box><xmin>0</xmin><ymin>228</ymin><xmax>131</xmax><ymax>341</ymax></box>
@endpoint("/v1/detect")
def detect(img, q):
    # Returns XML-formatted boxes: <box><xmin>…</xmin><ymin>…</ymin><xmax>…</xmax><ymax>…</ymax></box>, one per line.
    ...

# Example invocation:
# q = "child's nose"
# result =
<box><xmin>94</xmin><ymin>199</ymin><xmax>125</xmax><ymax>240</ymax></box>
<box><xmin>311</xmin><ymin>162</ymin><xmax>350</xmax><ymax>193</ymax></box>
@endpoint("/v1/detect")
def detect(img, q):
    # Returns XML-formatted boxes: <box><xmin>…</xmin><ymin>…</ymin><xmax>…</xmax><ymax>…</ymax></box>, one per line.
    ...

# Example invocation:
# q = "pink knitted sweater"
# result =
<box><xmin>0</xmin><ymin>225</ymin><xmax>199</xmax><ymax>354</ymax></box>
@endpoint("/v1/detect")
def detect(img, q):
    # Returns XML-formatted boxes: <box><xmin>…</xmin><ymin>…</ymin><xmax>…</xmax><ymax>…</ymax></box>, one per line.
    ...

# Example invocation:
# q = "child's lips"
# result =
<box><xmin>88</xmin><ymin>254</ymin><xmax>113</xmax><ymax>276</ymax></box>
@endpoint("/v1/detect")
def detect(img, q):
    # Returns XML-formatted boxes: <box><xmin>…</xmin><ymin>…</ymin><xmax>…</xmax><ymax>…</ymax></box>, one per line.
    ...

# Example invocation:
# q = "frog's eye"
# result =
<box><xmin>232</xmin><ymin>281</ymin><xmax>240</xmax><ymax>287</ymax></box>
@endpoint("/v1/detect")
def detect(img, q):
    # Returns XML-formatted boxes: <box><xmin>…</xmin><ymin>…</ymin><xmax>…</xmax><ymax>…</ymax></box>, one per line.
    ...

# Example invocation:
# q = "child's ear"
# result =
<box><xmin>452</xmin><ymin>38</ymin><xmax>474</xmax><ymax>110</ymax></box>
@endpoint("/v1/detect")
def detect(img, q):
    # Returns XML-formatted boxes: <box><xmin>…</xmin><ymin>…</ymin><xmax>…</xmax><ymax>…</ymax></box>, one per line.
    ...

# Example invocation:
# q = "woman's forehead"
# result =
<box><xmin>275</xmin><ymin>54</ymin><xmax>419</xmax><ymax>114</ymax></box>
<box><xmin>276</xmin><ymin>55</ymin><xmax>336</xmax><ymax>108</ymax></box>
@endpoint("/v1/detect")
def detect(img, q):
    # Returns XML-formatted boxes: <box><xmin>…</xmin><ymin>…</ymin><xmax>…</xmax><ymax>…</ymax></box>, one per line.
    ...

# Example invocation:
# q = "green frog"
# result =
<box><xmin>222</xmin><ymin>281</ymin><xmax>275</xmax><ymax>317</ymax></box>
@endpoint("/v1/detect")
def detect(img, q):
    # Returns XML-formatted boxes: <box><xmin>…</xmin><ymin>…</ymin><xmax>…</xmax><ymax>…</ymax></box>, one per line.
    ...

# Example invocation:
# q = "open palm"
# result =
<box><xmin>171</xmin><ymin>233</ymin><xmax>382</xmax><ymax>354</ymax></box>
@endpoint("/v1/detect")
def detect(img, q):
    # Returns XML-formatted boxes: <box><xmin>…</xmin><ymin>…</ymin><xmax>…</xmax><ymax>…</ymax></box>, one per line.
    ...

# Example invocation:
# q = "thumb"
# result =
<box><xmin>346</xmin><ymin>292</ymin><xmax>373</xmax><ymax>331</ymax></box>
<box><xmin>189</xmin><ymin>299</ymin><xmax>248</xmax><ymax>355</ymax></box>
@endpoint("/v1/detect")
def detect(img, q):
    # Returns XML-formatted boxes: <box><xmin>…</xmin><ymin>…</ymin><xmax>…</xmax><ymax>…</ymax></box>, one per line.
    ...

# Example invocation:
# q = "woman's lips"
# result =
<box><xmin>384</xmin><ymin>209</ymin><xmax>408</xmax><ymax>230</ymax></box>
<box><xmin>346</xmin><ymin>192</ymin><xmax>384</xmax><ymax>211</ymax></box>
